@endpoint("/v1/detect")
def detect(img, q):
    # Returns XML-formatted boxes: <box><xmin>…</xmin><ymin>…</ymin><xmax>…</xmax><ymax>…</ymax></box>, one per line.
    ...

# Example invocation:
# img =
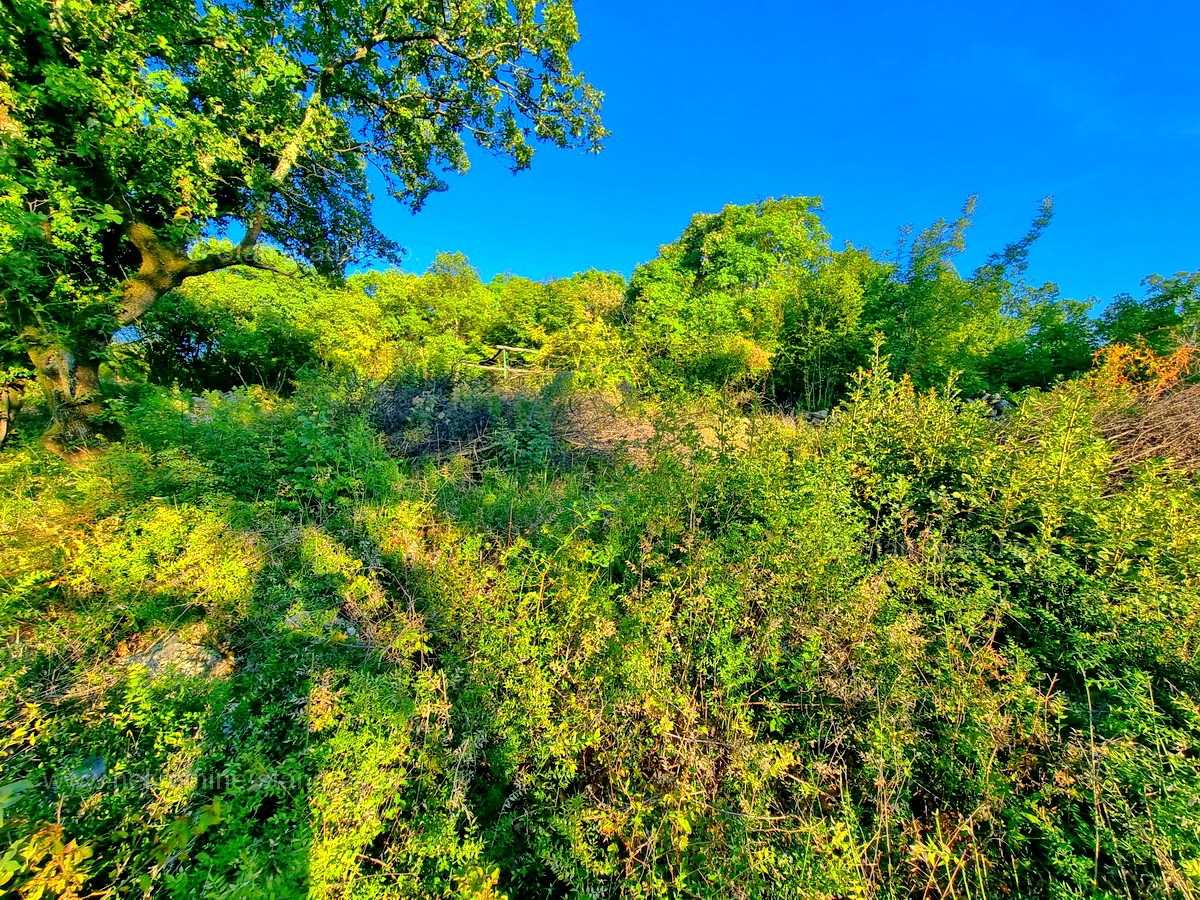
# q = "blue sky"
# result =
<box><xmin>373</xmin><ymin>0</ymin><xmax>1200</xmax><ymax>307</ymax></box>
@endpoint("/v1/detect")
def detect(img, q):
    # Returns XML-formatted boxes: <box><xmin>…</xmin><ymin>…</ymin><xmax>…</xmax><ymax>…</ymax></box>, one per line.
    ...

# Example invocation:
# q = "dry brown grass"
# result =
<box><xmin>1088</xmin><ymin>342</ymin><xmax>1200</xmax><ymax>477</ymax></box>
<box><xmin>1098</xmin><ymin>384</ymin><xmax>1200</xmax><ymax>476</ymax></box>
<box><xmin>373</xmin><ymin>374</ymin><xmax>660</xmax><ymax>466</ymax></box>
<box><xmin>558</xmin><ymin>391</ymin><xmax>655</xmax><ymax>462</ymax></box>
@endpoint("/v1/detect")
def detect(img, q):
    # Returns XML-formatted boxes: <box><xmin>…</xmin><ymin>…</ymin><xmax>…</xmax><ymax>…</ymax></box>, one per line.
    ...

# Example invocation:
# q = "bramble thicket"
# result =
<box><xmin>3</xmin><ymin>2</ymin><xmax>1200</xmax><ymax>899</ymax></box>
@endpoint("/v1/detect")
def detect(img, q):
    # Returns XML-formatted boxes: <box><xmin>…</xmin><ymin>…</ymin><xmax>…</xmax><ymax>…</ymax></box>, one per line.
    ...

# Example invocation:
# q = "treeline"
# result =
<box><xmin>133</xmin><ymin>252</ymin><xmax>626</xmax><ymax>393</ymax></box>
<box><xmin>130</xmin><ymin>197</ymin><xmax>1200</xmax><ymax>406</ymax></box>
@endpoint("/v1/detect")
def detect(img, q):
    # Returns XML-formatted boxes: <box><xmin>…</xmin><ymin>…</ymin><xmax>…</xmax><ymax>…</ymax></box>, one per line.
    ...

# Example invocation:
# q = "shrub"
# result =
<box><xmin>3</xmin><ymin>344</ymin><xmax>1200</xmax><ymax>900</ymax></box>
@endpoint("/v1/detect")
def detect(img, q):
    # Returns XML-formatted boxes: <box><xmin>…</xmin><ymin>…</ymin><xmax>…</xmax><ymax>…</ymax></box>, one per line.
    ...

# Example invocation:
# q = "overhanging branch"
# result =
<box><xmin>117</xmin><ymin>222</ymin><xmax>288</xmax><ymax>326</ymax></box>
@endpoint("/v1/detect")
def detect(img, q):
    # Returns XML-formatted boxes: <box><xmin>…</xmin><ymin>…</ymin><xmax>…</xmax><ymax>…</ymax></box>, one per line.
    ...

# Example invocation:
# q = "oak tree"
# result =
<box><xmin>0</xmin><ymin>0</ymin><xmax>604</xmax><ymax>453</ymax></box>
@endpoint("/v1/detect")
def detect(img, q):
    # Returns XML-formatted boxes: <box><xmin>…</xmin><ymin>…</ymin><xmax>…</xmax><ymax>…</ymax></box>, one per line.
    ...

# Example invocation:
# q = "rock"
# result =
<box><xmin>186</xmin><ymin>396</ymin><xmax>214</xmax><ymax>424</ymax></box>
<box><xmin>122</xmin><ymin>634</ymin><xmax>229</xmax><ymax>679</ymax></box>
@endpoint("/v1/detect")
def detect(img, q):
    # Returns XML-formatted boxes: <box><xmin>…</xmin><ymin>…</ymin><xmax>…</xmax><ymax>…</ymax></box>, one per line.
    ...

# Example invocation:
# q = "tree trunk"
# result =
<box><xmin>0</xmin><ymin>381</ymin><xmax>24</xmax><ymax>451</ymax></box>
<box><xmin>119</xmin><ymin>222</ymin><xmax>199</xmax><ymax>325</ymax></box>
<box><xmin>24</xmin><ymin>328</ymin><xmax>119</xmax><ymax>460</ymax></box>
<box><xmin>15</xmin><ymin>221</ymin><xmax>264</xmax><ymax>460</ymax></box>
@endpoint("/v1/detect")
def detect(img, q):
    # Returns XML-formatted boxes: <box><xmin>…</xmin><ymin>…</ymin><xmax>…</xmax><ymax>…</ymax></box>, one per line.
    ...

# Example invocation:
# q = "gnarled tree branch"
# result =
<box><xmin>118</xmin><ymin>222</ymin><xmax>287</xmax><ymax>325</ymax></box>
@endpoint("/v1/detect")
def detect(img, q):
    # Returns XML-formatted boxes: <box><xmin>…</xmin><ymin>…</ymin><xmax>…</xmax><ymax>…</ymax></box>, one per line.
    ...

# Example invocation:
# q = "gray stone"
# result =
<box><xmin>122</xmin><ymin>634</ymin><xmax>226</xmax><ymax>679</ymax></box>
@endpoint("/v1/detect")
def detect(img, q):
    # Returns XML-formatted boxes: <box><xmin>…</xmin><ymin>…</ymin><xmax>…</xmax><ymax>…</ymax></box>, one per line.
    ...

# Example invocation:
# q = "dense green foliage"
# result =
<box><xmin>1099</xmin><ymin>273</ymin><xmax>1200</xmax><ymax>354</ymax></box>
<box><xmin>4</xmin><ymin>348</ymin><xmax>1200</xmax><ymax>898</ymax></box>
<box><xmin>619</xmin><ymin>195</ymin><xmax>1109</xmax><ymax>406</ymax></box>
<box><xmin>4</xmin><ymin>162</ymin><xmax>1200</xmax><ymax>900</ymax></box>
<box><xmin>129</xmin><ymin>196</ymin><xmax>1200</xmax><ymax>411</ymax></box>
<box><xmin>1</xmin><ymin>196</ymin><xmax>1199</xmax><ymax>899</ymax></box>
<box><xmin>137</xmin><ymin>253</ymin><xmax>628</xmax><ymax>392</ymax></box>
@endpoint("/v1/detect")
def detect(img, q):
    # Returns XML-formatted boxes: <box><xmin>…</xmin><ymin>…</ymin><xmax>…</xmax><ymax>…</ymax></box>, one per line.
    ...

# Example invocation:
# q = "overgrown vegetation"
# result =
<box><xmin>4</xmin><ymin>2</ymin><xmax>1200</xmax><ymax>896</ymax></box>
<box><xmin>2</xmin><ymin>199</ymin><xmax>1200</xmax><ymax>897</ymax></box>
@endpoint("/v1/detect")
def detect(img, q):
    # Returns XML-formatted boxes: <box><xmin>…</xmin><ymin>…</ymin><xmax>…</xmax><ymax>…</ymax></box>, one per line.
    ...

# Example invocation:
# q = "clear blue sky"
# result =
<box><xmin>373</xmin><ymin>0</ymin><xmax>1200</xmax><ymax>307</ymax></box>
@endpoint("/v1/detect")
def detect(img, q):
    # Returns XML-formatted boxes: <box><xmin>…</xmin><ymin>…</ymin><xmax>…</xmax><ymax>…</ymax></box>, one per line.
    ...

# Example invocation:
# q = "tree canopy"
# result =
<box><xmin>620</xmin><ymin>195</ymin><xmax>1104</xmax><ymax>405</ymax></box>
<box><xmin>1100</xmin><ymin>272</ymin><xmax>1200</xmax><ymax>352</ymax></box>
